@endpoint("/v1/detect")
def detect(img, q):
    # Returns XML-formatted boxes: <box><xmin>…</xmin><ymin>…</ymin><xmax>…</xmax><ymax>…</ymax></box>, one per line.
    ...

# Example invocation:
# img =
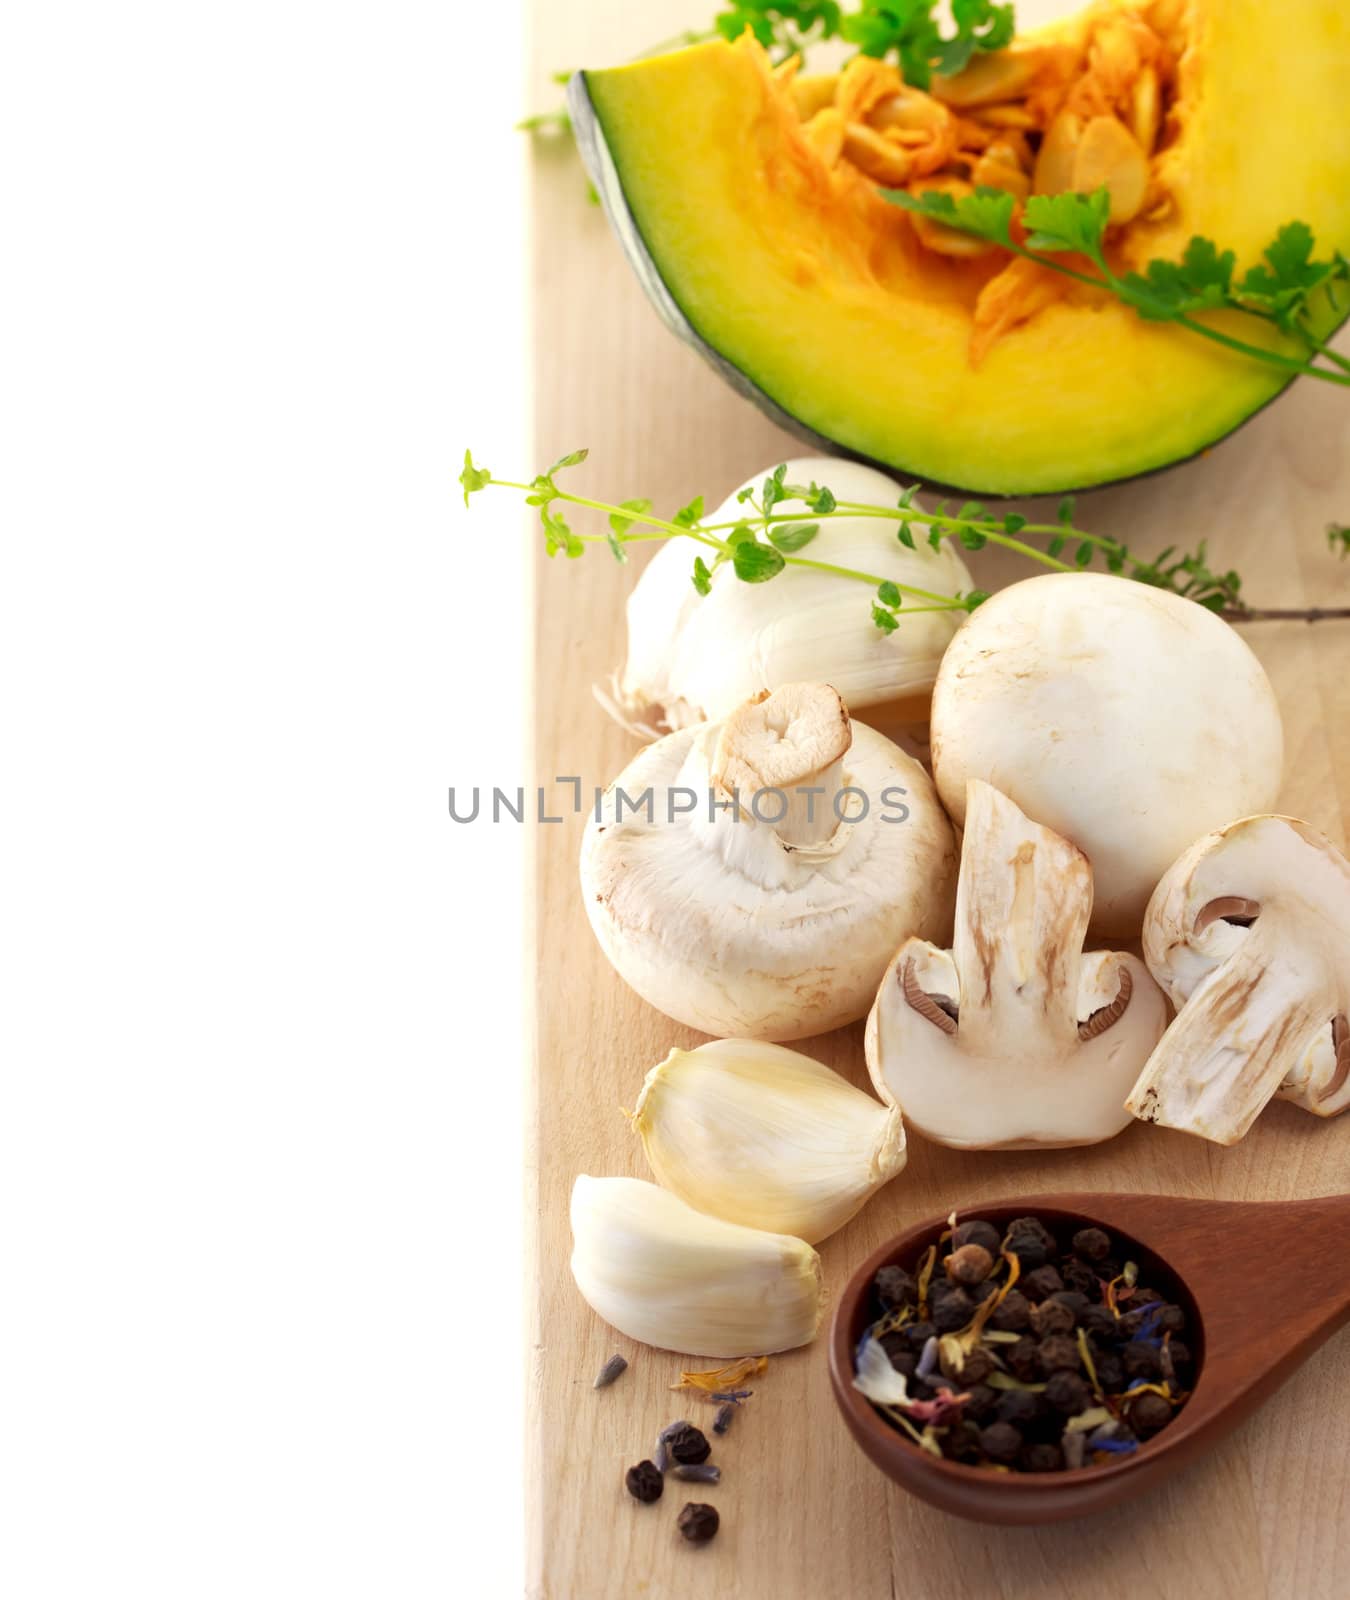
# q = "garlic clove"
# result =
<box><xmin>569</xmin><ymin>1175</ymin><xmax>824</xmax><ymax>1357</ymax></box>
<box><xmin>629</xmin><ymin>1039</ymin><xmax>905</xmax><ymax>1244</ymax></box>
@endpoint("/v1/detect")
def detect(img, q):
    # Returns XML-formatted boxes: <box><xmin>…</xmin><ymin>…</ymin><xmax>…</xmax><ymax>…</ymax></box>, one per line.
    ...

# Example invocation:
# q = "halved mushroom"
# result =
<box><xmin>866</xmin><ymin>780</ymin><xmax>1169</xmax><ymax>1148</ymax></box>
<box><xmin>1126</xmin><ymin>814</ymin><xmax>1350</xmax><ymax>1144</ymax></box>
<box><xmin>581</xmin><ymin>682</ymin><xmax>957</xmax><ymax>1041</ymax></box>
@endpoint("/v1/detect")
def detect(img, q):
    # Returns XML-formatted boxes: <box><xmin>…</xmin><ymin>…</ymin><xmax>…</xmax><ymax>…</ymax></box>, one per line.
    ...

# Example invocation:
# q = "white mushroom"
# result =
<box><xmin>1126</xmin><ymin>814</ymin><xmax>1350</xmax><ymax>1144</ymax></box>
<box><xmin>866</xmin><ymin>780</ymin><xmax>1169</xmax><ymax>1148</ymax></box>
<box><xmin>581</xmin><ymin>681</ymin><xmax>957</xmax><ymax>1040</ymax></box>
<box><xmin>929</xmin><ymin>573</ymin><xmax>1284</xmax><ymax>936</ymax></box>
<box><xmin>601</xmin><ymin>457</ymin><xmax>973</xmax><ymax>738</ymax></box>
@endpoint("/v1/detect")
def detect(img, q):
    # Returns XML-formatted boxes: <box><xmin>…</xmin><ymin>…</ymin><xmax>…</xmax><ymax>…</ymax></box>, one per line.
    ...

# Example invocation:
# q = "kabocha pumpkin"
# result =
<box><xmin>569</xmin><ymin>0</ymin><xmax>1350</xmax><ymax>495</ymax></box>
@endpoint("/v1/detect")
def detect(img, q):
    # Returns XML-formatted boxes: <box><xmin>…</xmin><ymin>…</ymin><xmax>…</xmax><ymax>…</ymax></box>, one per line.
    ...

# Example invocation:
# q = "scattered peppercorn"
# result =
<box><xmin>946</xmin><ymin>1243</ymin><xmax>995</xmax><ymax>1285</ymax></box>
<box><xmin>625</xmin><ymin>1460</ymin><xmax>663</xmax><ymax>1503</ymax></box>
<box><xmin>856</xmin><ymin>1213</ymin><xmax>1195</xmax><ymax>1474</ymax></box>
<box><xmin>712</xmin><ymin>1403</ymin><xmax>736</xmax><ymax>1436</ymax></box>
<box><xmin>676</xmin><ymin>1503</ymin><xmax>719</xmax><ymax>1544</ymax></box>
<box><xmin>666</xmin><ymin>1423</ymin><xmax>711</xmax><ymax>1466</ymax></box>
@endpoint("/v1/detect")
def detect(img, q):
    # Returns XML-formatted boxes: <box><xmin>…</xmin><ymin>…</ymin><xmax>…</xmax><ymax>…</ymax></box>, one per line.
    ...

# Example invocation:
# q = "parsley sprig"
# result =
<box><xmin>521</xmin><ymin>2</ymin><xmax>1015</xmax><ymax>136</ymax></box>
<box><xmin>459</xmin><ymin>448</ymin><xmax>1348</xmax><ymax>629</ymax></box>
<box><xmin>885</xmin><ymin>186</ymin><xmax>1350</xmax><ymax>386</ymax></box>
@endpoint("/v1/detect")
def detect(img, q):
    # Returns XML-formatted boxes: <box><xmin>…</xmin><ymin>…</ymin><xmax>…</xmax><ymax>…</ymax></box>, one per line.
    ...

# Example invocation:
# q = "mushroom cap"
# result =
<box><xmin>581</xmin><ymin>685</ymin><xmax>957</xmax><ymax>1041</ymax></box>
<box><xmin>1128</xmin><ymin>813</ymin><xmax>1350</xmax><ymax>1142</ymax></box>
<box><xmin>615</xmin><ymin>457</ymin><xmax>973</xmax><ymax>734</ymax></box>
<box><xmin>929</xmin><ymin>573</ymin><xmax>1284</xmax><ymax>936</ymax></box>
<box><xmin>866</xmin><ymin>780</ymin><xmax>1170</xmax><ymax>1148</ymax></box>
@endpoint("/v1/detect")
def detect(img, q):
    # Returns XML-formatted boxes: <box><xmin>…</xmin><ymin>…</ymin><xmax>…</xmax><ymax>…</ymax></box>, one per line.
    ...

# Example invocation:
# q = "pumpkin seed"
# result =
<box><xmin>1130</xmin><ymin>65</ymin><xmax>1160</xmax><ymax>154</ymax></box>
<box><xmin>843</xmin><ymin>121</ymin><xmax>914</xmax><ymax>186</ymax></box>
<box><xmin>1033</xmin><ymin>110</ymin><xmax>1084</xmax><ymax>195</ymax></box>
<box><xmin>1072</xmin><ymin>114</ymin><xmax>1149</xmax><ymax>224</ymax></box>
<box><xmin>931</xmin><ymin>48</ymin><xmax>1045</xmax><ymax>109</ymax></box>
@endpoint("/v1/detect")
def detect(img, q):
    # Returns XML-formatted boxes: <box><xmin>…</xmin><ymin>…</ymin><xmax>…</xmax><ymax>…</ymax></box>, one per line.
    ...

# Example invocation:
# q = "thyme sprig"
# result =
<box><xmin>460</xmin><ymin>448</ymin><xmax>1350</xmax><ymax>628</ymax></box>
<box><xmin>885</xmin><ymin>187</ymin><xmax>1350</xmax><ymax>388</ymax></box>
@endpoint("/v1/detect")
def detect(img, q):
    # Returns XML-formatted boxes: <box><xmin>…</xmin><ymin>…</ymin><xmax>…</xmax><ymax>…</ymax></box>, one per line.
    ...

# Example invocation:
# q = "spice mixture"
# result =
<box><xmin>853</xmin><ymin>1214</ymin><xmax>1195</xmax><ymax>1471</ymax></box>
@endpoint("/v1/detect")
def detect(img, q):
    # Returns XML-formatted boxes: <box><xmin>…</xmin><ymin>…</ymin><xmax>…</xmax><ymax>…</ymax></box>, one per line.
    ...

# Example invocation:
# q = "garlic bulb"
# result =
<box><xmin>569</xmin><ymin>1175</ymin><xmax>824</xmax><ymax>1357</ymax></box>
<box><xmin>601</xmin><ymin>457</ymin><xmax>973</xmax><ymax>739</ymax></box>
<box><xmin>630</xmin><ymin>1039</ymin><xmax>905</xmax><ymax>1243</ymax></box>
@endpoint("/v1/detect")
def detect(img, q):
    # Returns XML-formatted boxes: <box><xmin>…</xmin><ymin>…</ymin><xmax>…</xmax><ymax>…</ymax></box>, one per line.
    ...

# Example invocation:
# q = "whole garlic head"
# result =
<box><xmin>581</xmin><ymin>681</ymin><xmax>957</xmax><ymax>1040</ymax></box>
<box><xmin>630</xmin><ymin>1039</ymin><xmax>905</xmax><ymax>1244</ymax></box>
<box><xmin>605</xmin><ymin>457</ymin><xmax>973</xmax><ymax>737</ymax></box>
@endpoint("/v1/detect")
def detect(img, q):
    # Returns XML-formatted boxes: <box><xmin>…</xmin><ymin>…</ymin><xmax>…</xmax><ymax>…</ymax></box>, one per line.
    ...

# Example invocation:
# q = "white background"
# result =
<box><xmin>2</xmin><ymin>3</ymin><xmax>525</xmax><ymax>1594</ymax></box>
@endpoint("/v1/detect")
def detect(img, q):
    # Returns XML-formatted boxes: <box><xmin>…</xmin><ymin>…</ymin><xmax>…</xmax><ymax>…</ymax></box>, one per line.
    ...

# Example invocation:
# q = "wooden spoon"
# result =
<box><xmin>828</xmin><ymin>1191</ymin><xmax>1350</xmax><ymax>1524</ymax></box>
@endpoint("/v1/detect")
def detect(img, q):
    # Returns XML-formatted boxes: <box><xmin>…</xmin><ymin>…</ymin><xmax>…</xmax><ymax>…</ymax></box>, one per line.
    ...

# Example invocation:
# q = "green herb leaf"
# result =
<box><xmin>1118</xmin><ymin>235</ymin><xmax>1235</xmax><ymax>320</ymax></box>
<box><xmin>1328</xmin><ymin>523</ymin><xmax>1350</xmax><ymax>559</ymax></box>
<box><xmin>1074</xmin><ymin>540</ymin><xmax>1094</xmax><ymax>568</ymax></box>
<box><xmin>877</xmin><ymin>580</ymin><xmax>902</xmax><ymax>607</ymax></box>
<box><xmin>1057</xmin><ymin>496</ymin><xmax>1076</xmax><ymax>525</ymax></box>
<box><xmin>1048</xmin><ymin>534</ymin><xmax>1066</xmax><ymax>559</ymax></box>
<box><xmin>1002</xmin><ymin>513</ymin><xmax>1027</xmax><ymax>536</ymax></box>
<box><xmin>733</xmin><ymin>540</ymin><xmax>787</xmax><ymax>582</ymax></box>
<box><xmin>809</xmin><ymin>483</ymin><xmax>837</xmax><ymax>514</ymax></box>
<box><xmin>883</xmin><ymin>183</ymin><xmax>1015</xmax><ymax>248</ymax></box>
<box><xmin>964</xmin><ymin>589</ymin><xmax>991</xmax><ymax>610</ymax></box>
<box><xmin>1236</xmin><ymin>221</ymin><xmax>1346</xmax><ymax>329</ymax></box>
<box><xmin>897</xmin><ymin>521</ymin><xmax>916</xmax><ymax>549</ymax></box>
<box><xmin>1021</xmin><ymin>188</ymin><xmax>1110</xmax><ymax>259</ymax></box>
<box><xmin>548</xmin><ymin>448</ymin><xmax>589</xmax><ymax>474</ymax></box>
<box><xmin>673</xmin><ymin>495</ymin><xmax>706</xmax><ymax>528</ymax></box>
<box><xmin>769</xmin><ymin>520</ymin><xmax>821</xmax><ymax>552</ymax></box>
<box><xmin>872</xmin><ymin>602</ymin><xmax>900</xmax><ymax>633</ymax></box>
<box><xmin>692</xmin><ymin>556</ymin><xmax>713</xmax><ymax>596</ymax></box>
<box><xmin>459</xmin><ymin>449</ymin><xmax>492</xmax><ymax>508</ymax></box>
<box><xmin>727</xmin><ymin>522</ymin><xmax>757</xmax><ymax>547</ymax></box>
<box><xmin>608</xmin><ymin>497</ymin><xmax>653</xmax><ymax>537</ymax></box>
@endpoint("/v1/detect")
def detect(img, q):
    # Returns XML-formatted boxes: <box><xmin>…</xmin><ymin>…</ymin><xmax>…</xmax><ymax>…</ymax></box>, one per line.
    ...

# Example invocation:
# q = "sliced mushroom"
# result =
<box><xmin>865</xmin><ymin>781</ymin><xmax>1169</xmax><ymax>1149</ymax></box>
<box><xmin>1126</xmin><ymin>815</ymin><xmax>1350</xmax><ymax>1143</ymax></box>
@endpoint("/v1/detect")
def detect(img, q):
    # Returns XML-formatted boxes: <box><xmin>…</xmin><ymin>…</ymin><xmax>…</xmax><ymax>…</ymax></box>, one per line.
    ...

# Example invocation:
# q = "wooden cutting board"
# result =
<box><xmin>525</xmin><ymin>4</ymin><xmax>1350</xmax><ymax>1594</ymax></box>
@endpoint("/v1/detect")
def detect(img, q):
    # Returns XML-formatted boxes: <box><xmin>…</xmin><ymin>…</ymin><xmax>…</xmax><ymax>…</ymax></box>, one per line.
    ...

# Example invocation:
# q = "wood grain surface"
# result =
<box><xmin>524</xmin><ymin>4</ymin><xmax>1350</xmax><ymax>1595</ymax></box>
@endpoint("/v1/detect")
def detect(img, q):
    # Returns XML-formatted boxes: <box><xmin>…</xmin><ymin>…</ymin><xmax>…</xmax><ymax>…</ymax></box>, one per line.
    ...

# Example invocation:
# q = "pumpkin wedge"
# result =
<box><xmin>570</xmin><ymin>0</ymin><xmax>1350</xmax><ymax>495</ymax></box>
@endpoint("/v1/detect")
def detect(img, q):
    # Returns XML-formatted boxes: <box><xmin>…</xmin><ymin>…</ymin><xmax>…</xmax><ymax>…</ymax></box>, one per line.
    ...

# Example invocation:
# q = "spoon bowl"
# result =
<box><xmin>829</xmin><ymin>1191</ymin><xmax>1350</xmax><ymax>1524</ymax></box>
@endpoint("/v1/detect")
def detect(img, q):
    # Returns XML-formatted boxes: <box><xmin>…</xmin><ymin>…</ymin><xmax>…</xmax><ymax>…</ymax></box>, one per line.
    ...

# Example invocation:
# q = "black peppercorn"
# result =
<box><xmin>980</xmin><ymin>1420</ymin><xmax>1024</xmax><ymax>1463</ymax></box>
<box><xmin>1119</xmin><ymin>1302</ymin><xmax>1164</xmax><ymax>1338</ymax></box>
<box><xmin>1021</xmin><ymin>1440</ymin><xmax>1065</xmax><ymax>1472</ymax></box>
<box><xmin>963</xmin><ymin>1382</ymin><xmax>999</xmax><ymax>1422</ymax></box>
<box><xmin>1078</xmin><ymin>1305</ymin><xmax>1119</xmax><ymax>1341</ymax></box>
<box><xmin>1029</xmin><ymin>1298</ymin><xmax>1076</xmax><ymax>1338</ymax></box>
<box><xmin>1005</xmin><ymin>1336</ymin><xmax>1041</xmax><ymax>1382</ymax></box>
<box><xmin>989</xmin><ymin>1289</ymin><xmax>1031</xmax><ymax>1333</ymax></box>
<box><xmin>676</xmin><ymin>1503</ymin><xmax>719</xmax><ymax>1544</ymax></box>
<box><xmin>904</xmin><ymin>1319</ymin><xmax>937</xmax><ymax>1351</ymax></box>
<box><xmin>1122</xmin><ymin>1342</ymin><xmax>1163</xmax><ymax>1382</ymax></box>
<box><xmin>1126</xmin><ymin>1391</ymin><xmax>1174</xmax><ymax>1438</ymax></box>
<box><xmin>666</xmin><ymin>1424</ymin><xmax>711</xmax><ymax>1466</ymax></box>
<box><xmin>1037</xmin><ymin>1334</ymin><xmax>1081</xmax><ymax>1377</ymax></box>
<box><xmin>995</xmin><ymin>1389</ymin><xmax>1041</xmax><ymax>1430</ymax></box>
<box><xmin>1052</xmin><ymin>1290</ymin><xmax>1090</xmax><ymax>1320</ymax></box>
<box><xmin>941</xmin><ymin>1420</ymin><xmax>984</xmax><ymax>1463</ymax></box>
<box><xmin>946</xmin><ymin>1243</ymin><xmax>995</xmax><ymax>1285</ymax></box>
<box><xmin>880</xmin><ymin>1333</ymin><xmax>916</xmax><ymax>1377</ymax></box>
<box><xmin>932</xmin><ymin>1287</ymin><xmax>975</xmax><ymax>1332</ymax></box>
<box><xmin>1044</xmin><ymin>1370</ymin><xmax>1092</xmax><ymax>1415</ymax></box>
<box><xmin>1072</xmin><ymin>1226</ymin><xmax>1112</xmax><ymax>1262</ymax></box>
<box><xmin>1097</xmin><ymin>1257</ymin><xmax>1122</xmax><ymax>1283</ymax></box>
<box><xmin>970</xmin><ymin>1278</ymin><xmax>999</xmax><ymax>1305</ymax></box>
<box><xmin>1156</xmin><ymin>1303</ymin><xmax>1187</xmax><ymax>1335</ymax></box>
<box><xmin>1001</xmin><ymin>1232</ymin><xmax>1050</xmax><ymax>1271</ymax></box>
<box><xmin>952</xmin><ymin>1346</ymin><xmax>996</xmax><ymax>1386</ymax></box>
<box><xmin>1022</xmin><ymin>1264</ymin><xmax>1066</xmax><ymax>1303</ymax></box>
<box><xmin>953</xmin><ymin>1219</ymin><xmax>1002</xmax><ymax>1256</ymax></box>
<box><xmin>625</xmin><ymin>1460</ymin><xmax>663</xmax><ymax>1503</ymax></box>
<box><xmin>1059</xmin><ymin>1257</ymin><xmax>1100</xmax><ymax>1297</ymax></box>
<box><xmin>1093</xmin><ymin>1348</ymin><xmax>1125</xmax><ymax>1393</ymax></box>
<box><xmin>1166</xmin><ymin>1339</ymin><xmax>1194</xmax><ymax>1376</ymax></box>
<box><xmin>874</xmin><ymin>1264</ymin><xmax>918</xmax><ymax>1310</ymax></box>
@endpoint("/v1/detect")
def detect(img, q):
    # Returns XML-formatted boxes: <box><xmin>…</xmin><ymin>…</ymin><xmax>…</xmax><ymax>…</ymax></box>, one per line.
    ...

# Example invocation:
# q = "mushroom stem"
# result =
<box><xmin>711</xmin><ymin>682</ymin><xmax>853</xmax><ymax>846</ymax></box>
